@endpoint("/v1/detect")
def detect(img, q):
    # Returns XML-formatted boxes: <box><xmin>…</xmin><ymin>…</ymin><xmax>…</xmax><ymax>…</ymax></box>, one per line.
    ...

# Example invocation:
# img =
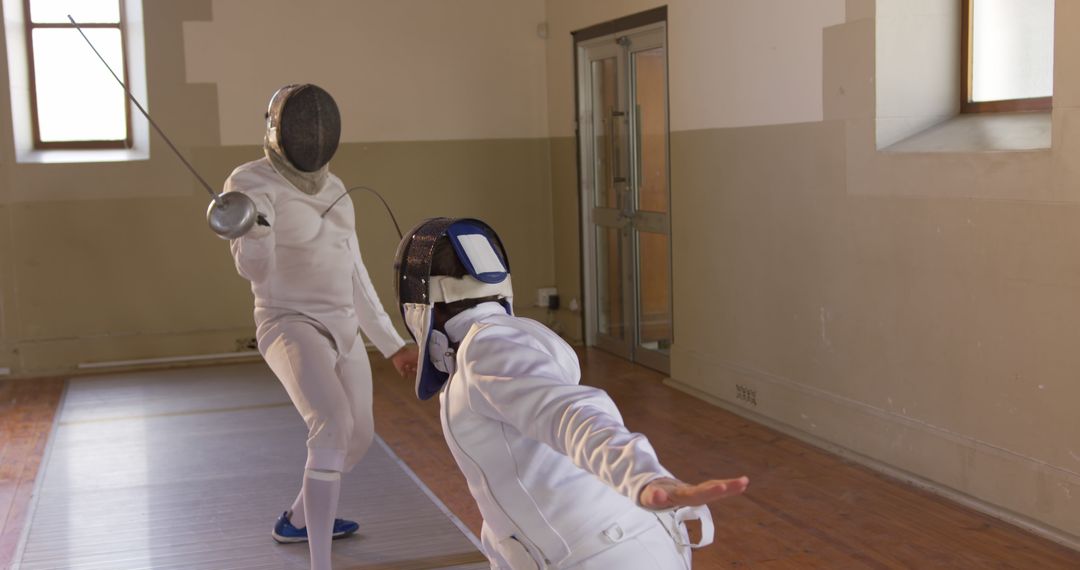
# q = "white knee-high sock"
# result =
<box><xmin>303</xmin><ymin>469</ymin><xmax>341</xmax><ymax>570</ymax></box>
<box><xmin>289</xmin><ymin>488</ymin><xmax>306</xmax><ymax>529</ymax></box>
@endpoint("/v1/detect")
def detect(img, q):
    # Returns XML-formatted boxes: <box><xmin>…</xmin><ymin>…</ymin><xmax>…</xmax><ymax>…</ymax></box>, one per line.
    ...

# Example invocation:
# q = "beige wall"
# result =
<box><xmin>544</xmin><ymin>0</ymin><xmax>845</xmax><ymax>341</ymax></box>
<box><xmin>546</xmin><ymin>0</ymin><xmax>1080</xmax><ymax>544</ymax></box>
<box><xmin>875</xmin><ymin>0</ymin><xmax>960</xmax><ymax>148</ymax></box>
<box><xmin>548</xmin><ymin>136</ymin><xmax>581</xmax><ymax>341</ymax></box>
<box><xmin>0</xmin><ymin>0</ymin><xmax>555</xmax><ymax>377</ymax></box>
<box><xmin>184</xmin><ymin>0</ymin><xmax>549</xmax><ymax>144</ymax></box>
<box><xmin>0</xmin><ymin>0</ymin><xmax>227</xmax><ymax>375</ymax></box>
<box><xmin>1</xmin><ymin>0</ymin><xmax>1076</xmax><ymax>547</ymax></box>
<box><xmin>544</xmin><ymin>0</ymin><xmax>846</xmax><ymax>137</ymax></box>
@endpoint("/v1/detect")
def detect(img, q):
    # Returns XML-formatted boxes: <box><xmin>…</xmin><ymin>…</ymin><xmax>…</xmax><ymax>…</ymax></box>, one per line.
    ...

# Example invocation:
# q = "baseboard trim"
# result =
<box><xmin>664</xmin><ymin>375</ymin><xmax>1080</xmax><ymax>553</ymax></box>
<box><xmin>77</xmin><ymin>351</ymin><xmax>262</xmax><ymax>370</ymax></box>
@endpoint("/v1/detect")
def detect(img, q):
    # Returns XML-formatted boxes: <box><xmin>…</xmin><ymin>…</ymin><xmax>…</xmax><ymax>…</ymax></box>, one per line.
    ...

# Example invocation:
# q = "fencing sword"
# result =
<box><xmin>68</xmin><ymin>15</ymin><xmax>257</xmax><ymax>239</ymax></box>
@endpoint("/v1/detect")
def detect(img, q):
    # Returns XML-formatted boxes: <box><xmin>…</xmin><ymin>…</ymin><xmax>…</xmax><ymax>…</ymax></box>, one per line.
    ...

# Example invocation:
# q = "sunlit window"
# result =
<box><xmin>27</xmin><ymin>0</ymin><xmax>129</xmax><ymax>148</ymax></box>
<box><xmin>963</xmin><ymin>0</ymin><xmax>1054</xmax><ymax>113</ymax></box>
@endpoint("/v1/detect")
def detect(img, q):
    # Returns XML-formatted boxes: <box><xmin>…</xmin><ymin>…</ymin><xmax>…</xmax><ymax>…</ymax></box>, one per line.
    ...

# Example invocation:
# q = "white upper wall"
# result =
<box><xmin>545</xmin><ymin>0</ymin><xmax>846</xmax><ymax>137</ymax></box>
<box><xmin>186</xmin><ymin>0</ymin><xmax>845</xmax><ymax>143</ymax></box>
<box><xmin>184</xmin><ymin>0</ymin><xmax>549</xmax><ymax>145</ymax></box>
<box><xmin>875</xmin><ymin>0</ymin><xmax>961</xmax><ymax>148</ymax></box>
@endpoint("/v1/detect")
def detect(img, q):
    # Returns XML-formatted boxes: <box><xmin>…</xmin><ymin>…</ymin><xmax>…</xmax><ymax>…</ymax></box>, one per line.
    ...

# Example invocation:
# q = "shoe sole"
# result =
<box><xmin>271</xmin><ymin>529</ymin><xmax>358</xmax><ymax>544</ymax></box>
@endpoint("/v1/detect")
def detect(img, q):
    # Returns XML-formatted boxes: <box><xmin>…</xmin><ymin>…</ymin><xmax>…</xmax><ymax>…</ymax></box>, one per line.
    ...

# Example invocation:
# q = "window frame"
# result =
<box><xmin>23</xmin><ymin>0</ymin><xmax>133</xmax><ymax>149</ymax></box>
<box><xmin>960</xmin><ymin>0</ymin><xmax>1053</xmax><ymax>114</ymax></box>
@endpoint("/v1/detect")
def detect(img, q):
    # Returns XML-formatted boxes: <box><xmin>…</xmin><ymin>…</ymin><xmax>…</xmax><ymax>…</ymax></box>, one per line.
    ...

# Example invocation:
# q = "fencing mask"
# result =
<box><xmin>394</xmin><ymin>218</ymin><xmax>513</xmax><ymax>400</ymax></box>
<box><xmin>264</xmin><ymin>84</ymin><xmax>341</xmax><ymax>194</ymax></box>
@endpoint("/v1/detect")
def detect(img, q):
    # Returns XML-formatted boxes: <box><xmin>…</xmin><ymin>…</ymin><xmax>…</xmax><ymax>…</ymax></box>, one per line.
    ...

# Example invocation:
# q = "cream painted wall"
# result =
<box><xmin>184</xmin><ymin>0</ymin><xmax>549</xmax><ymax>145</ymax></box>
<box><xmin>547</xmin><ymin>0</ymin><xmax>1080</xmax><ymax>544</ymax></box>
<box><xmin>543</xmin><ymin>0</ymin><xmax>845</xmax><ymax>339</ymax></box>
<box><xmin>543</xmin><ymin>0</ymin><xmax>846</xmax><ymax>137</ymax></box>
<box><xmin>0</xmin><ymin>1</ymin><xmax>234</xmax><ymax>375</ymax></box>
<box><xmin>0</xmin><ymin>0</ymin><xmax>557</xmax><ymax>377</ymax></box>
<box><xmin>2</xmin><ymin>0</ymin><xmax>1075</xmax><ymax>546</ymax></box>
<box><xmin>875</xmin><ymin>0</ymin><xmax>960</xmax><ymax>148</ymax></box>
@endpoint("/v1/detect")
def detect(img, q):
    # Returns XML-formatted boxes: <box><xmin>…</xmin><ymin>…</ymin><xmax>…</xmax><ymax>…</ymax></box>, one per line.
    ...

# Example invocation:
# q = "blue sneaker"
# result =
<box><xmin>271</xmin><ymin>511</ymin><xmax>360</xmax><ymax>544</ymax></box>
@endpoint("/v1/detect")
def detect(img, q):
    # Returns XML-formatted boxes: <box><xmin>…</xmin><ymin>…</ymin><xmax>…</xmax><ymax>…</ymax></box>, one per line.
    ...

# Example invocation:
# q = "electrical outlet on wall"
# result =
<box><xmin>736</xmin><ymin>384</ymin><xmax>757</xmax><ymax>406</ymax></box>
<box><xmin>536</xmin><ymin>287</ymin><xmax>558</xmax><ymax>308</ymax></box>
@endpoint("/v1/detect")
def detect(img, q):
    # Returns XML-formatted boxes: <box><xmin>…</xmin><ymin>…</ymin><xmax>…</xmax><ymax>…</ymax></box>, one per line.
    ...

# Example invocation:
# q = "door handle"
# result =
<box><xmin>609</xmin><ymin>109</ymin><xmax>633</xmax><ymax>216</ymax></box>
<box><xmin>609</xmin><ymin>110</ymin><xmax>628</xmax><ymax>187</ymax></box>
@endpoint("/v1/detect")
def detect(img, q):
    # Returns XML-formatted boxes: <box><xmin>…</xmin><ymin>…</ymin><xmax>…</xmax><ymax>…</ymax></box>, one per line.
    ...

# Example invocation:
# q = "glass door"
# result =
<box><xmin>578</xmin><ymin>24</ymin><xmax>671</xmax><ymax>373</ymax></box>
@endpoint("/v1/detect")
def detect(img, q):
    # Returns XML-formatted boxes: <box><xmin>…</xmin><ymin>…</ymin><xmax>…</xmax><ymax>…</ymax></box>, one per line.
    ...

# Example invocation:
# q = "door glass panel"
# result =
<box><xmin>632</xmin><ymin>47</ymin><xmax>668</xmax><ymax>214</ymax></box>
<box><xmin>636</xmin><ymin>230</ymin><xmax>671</xmax><ymax>352</ymax></box>
<box><xmin>596</xmin><ymin>226</ymin><xmax>624</xmax><ymax>339</ymax></box>
<box><xmin>591</xmin><ymin>58</ymin><xmax>619</xmax><ymax>209</ymax></box>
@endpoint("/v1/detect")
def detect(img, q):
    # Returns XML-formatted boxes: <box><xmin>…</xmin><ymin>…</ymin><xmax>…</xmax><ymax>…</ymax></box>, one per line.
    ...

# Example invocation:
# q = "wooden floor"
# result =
<box><xmin>3</xmin><ymin>350</ymin><xmax>1080</xmax><ymax>568</ymax></box>
<box><xmin>371</xmin><ymin>348</ymin><xmax>1080</xmax><ymax>569</ymax></box>
<box><xmin>0</xmin><ymin>377</ymin><xmax>64</xmax><ymax>567</ymax></box>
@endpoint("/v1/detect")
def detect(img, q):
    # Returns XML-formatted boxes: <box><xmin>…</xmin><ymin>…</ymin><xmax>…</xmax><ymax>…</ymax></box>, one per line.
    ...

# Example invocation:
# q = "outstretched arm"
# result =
<box><xmin>464</xmin><ymin>329</ymin><xmax>748</xmax><ymax>509</ymax></box>
<box><xmin>228</xmin><ymin>191</ymin><xmax>275</xmax><ymax>282</ymax></box>
<box><xmin>464</xmin><ymin>330</ymin><xmax>673</xmax><ymax>505</ymax></box>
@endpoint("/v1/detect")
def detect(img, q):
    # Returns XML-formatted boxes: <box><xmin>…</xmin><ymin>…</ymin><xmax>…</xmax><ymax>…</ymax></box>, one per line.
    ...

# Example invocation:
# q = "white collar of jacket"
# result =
<box><xmin>444</xmin><ymin>301</ymin><xmax>510</xmax><ymax>344</ymax></box>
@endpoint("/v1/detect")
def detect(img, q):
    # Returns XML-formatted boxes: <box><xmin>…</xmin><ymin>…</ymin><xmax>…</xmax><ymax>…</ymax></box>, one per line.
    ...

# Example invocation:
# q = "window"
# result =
<box><xmin>961</xmin><ymin>0</ymin><xmax>1054</xmax><ymax>113</ymax></box>
<box><xmin>25</xmin><ymin>0</ymin><xmax>131</xmax><ymax>148</ymax></box>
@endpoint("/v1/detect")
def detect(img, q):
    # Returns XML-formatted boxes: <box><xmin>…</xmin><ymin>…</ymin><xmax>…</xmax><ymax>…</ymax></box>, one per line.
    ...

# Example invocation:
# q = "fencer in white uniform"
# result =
<box><xmin>393</xmin><ymin>218</ymin><xmax>749</xmax><ymax>569</ymax></box>
<box><xmin>226</xmin><ymin>84</ymin><xmax>417</xmax><ymax>570</ymax></box>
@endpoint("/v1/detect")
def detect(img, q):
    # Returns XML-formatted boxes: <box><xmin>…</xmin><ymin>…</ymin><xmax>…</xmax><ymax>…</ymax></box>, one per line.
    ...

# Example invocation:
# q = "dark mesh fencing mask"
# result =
<box><xmin>266</xmin><ymin>84</ymin><xmax>341</xmax><ymax>172</ymax></box>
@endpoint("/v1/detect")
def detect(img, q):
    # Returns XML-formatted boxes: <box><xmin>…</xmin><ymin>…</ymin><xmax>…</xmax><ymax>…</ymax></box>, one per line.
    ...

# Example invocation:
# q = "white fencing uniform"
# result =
<box><xmin>440</xmin><ymin>302</ymin><xmax>709</xmax><ymax>569</ymax></box>
<box><xmin>227</xmin><ymin>157</ymin><xmax>405</xmax><ymax>472</ymax></box>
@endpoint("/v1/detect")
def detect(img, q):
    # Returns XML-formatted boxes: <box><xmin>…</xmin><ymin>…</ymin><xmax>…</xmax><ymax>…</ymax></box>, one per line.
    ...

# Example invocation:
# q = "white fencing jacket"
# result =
<box><xmin>225</xmin><ymin>158</ymin><xmax>404</xmax><ymax>358</ymax></box>
<box><xmin>441</xmin><ymin>302</ymin><xmax>676</xmax><ymax>567</ymax></box>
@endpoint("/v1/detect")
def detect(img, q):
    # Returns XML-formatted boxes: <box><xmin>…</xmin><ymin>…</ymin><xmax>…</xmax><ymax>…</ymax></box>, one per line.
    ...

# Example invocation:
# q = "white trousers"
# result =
<box><xmin>257</xmin><ymin>313</ymin><xmax>374</xmax><ymax>472</ymax></box>
<box><xmin>568</xmin><ymin>522</ymin><xmax>689</xmax><ymax>570</ymax></box>
<box><xmin>484</xmin><ymin>512</ymin><xmax>691</xmax><ymax>570</ymax></box>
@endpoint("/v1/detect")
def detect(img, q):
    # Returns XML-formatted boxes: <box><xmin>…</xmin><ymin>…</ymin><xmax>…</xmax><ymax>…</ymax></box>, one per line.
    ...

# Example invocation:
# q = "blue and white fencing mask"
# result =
<box><xmin>394</xmin><ymin>218</ymin><xmax>513</xmax><ymax>400</ymax></box>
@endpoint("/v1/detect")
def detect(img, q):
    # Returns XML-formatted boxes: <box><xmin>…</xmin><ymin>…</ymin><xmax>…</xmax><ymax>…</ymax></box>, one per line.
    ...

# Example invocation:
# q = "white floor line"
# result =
<box><xmin>77</xmin><ymin>351</ymin><xmax>261</xmax><ymax>369</ymax></box>
<box><xmin>374</xmin><ymin>435</ymin><xmax>484</xmax><ymax>551</ymax></box>
<box><xmin>10</xmin><ymin>380</ymin><xmax>69</xmax><ymax>570</ymax></box>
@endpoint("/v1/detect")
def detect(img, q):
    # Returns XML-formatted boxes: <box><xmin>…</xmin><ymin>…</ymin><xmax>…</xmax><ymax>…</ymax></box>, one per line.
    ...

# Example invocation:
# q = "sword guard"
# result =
<box><xmin>207</xmin><ymin>192</ymin><xmax>258</xmax><ymax>239</ymax></box>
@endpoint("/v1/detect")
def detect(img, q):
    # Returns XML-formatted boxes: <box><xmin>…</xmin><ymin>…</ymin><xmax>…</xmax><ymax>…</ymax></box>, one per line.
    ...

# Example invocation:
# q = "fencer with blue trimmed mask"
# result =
<box><xmin>395</xmin><ymin>218</ymin><xmax>513</xmax><ymax>400</ymax></box>
<box><xmin>394</xmin><ymin>218</ymin><xmax>713</xmax><ymax>570</ymax></box>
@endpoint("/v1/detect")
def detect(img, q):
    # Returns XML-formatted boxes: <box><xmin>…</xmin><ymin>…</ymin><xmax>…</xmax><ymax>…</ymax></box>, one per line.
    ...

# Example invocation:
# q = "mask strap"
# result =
<box><xmin>429</xmin><ymin>275</ymin><xmax>513</xmax><ymax>304</ymax></box>
<box><xmin>428</xmin><ymin>329</ymin><xmax>457</xmax><ymax>374</ymax></box>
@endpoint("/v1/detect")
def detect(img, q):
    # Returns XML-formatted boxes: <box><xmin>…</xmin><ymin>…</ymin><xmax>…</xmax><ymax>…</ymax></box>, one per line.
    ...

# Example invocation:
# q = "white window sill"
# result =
<box><xmin>16</xmin><ymin>147</ymin><xmax>149</xmax><ymax>164</ymax></box>
<box><xmin>881</xmin><ymin>111</ymin><xmax>1051</xmax><ymax>154</ymax></box>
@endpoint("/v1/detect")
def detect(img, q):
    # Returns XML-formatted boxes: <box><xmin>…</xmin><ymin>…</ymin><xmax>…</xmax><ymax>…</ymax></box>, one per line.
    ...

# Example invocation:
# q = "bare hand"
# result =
<box><xmin>639</xmin><ymin>476</ymin><xmax>749</xmax><ymax>510</ymax></box>
<box><xmin>389</xmin><ymin>345</ymin><xmax>419</xmax><ymax>378</ymax></box>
